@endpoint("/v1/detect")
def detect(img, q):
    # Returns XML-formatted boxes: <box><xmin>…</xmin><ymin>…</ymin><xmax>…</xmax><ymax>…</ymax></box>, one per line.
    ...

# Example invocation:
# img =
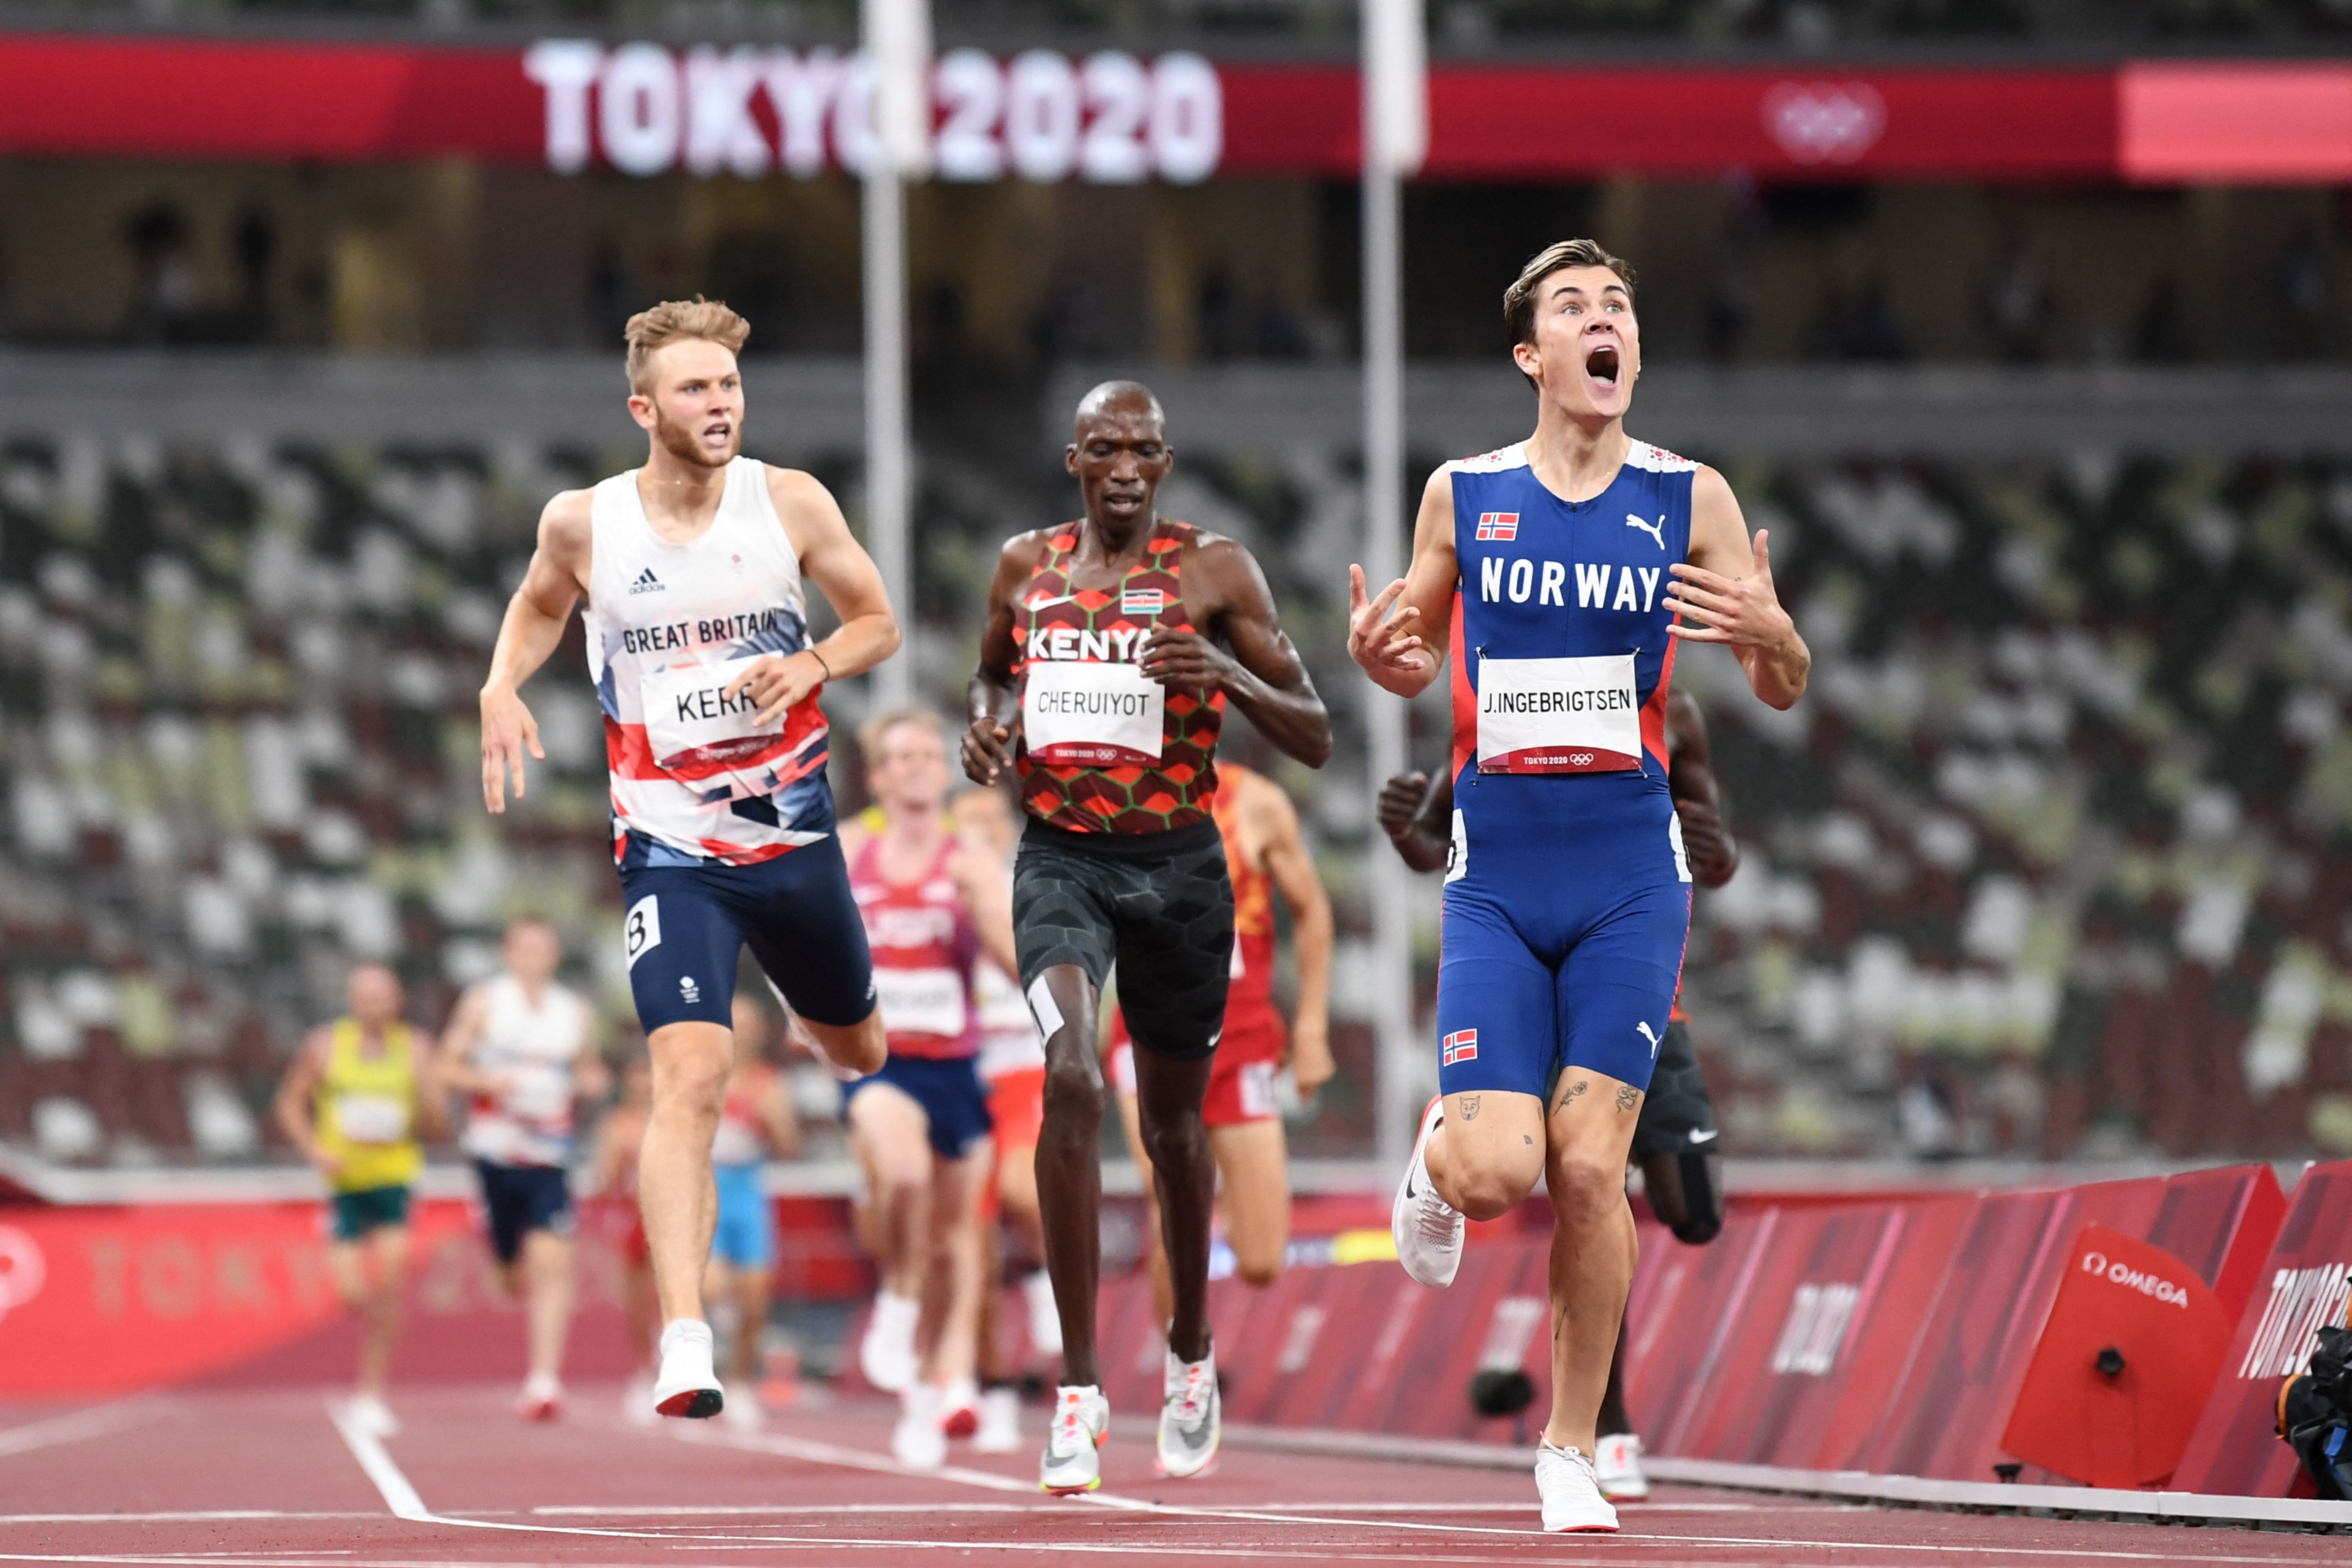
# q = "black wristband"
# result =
<box><xmin>806</xmin><ymin>647</ymin><xmax>833</xmax><ymax>681</ymax></box>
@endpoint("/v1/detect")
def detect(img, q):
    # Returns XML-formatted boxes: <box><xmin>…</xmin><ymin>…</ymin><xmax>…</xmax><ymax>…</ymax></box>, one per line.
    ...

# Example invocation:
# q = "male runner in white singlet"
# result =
<box><xmin>480</xmin><ymin>297</ymin><xmax>896</xmax><ymax>1421</ymax></box>
<box><xmin>436</xmin><ymin>918</ymin><xmax>605</xmax><ymax>1421</ymax></box>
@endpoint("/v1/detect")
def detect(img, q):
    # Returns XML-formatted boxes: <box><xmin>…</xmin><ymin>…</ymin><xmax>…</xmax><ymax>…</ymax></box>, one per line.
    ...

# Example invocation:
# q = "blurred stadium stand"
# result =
<box><xmin>5</xmin><ymin>352</ymin><xmax>2351</xmax><ymax>1175</ymax></box>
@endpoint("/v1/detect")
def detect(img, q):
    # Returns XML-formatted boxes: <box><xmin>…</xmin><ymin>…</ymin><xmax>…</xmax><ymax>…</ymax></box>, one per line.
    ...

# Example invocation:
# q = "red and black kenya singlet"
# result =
<box><xmin>1014</xmin><ymin>516</ymin><xmax>1225</xmax><ymax>834</ymax></box>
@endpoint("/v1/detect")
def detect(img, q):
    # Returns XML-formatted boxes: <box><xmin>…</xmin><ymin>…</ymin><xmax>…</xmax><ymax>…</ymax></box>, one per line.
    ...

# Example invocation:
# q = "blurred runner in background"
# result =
<box><xmin>275</xmin><ymin>963</ymin><xmax>445</xmax><ymax>1438</ymax></box>
<box><xmin>705</xmin><ymin>991</ymin><xmax>799</xmax><ymax>1427</ymax></box>
<box><xmin>437</xmin><ymin>918</ymin><xmax>607</xmax><ymax>1422</ymax></box>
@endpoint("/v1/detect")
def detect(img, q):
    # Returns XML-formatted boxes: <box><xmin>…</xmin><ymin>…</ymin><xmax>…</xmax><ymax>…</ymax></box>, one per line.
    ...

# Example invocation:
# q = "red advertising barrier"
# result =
<box><xmin>2174</xmin><ymin>1160</ymin><xmax>2352</xmax><ymax>1497</ymax></box>
<box><xmin>0</xmin><ymin>34</ymin><xmax>2344</xmax><ymax>183</ymax></box>
<box><xmin>0</xmin><ymin>1192</ymin><xmax>869</xmax><ymax>1396</ymax></box>
<box><xmin>2001</xmin><ymin>1225</ymin><xmax>2232</xmax><ymax>1488</ymax></box>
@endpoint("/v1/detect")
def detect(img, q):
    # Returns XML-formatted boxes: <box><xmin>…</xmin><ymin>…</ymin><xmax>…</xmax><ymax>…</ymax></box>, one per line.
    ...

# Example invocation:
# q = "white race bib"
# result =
<box><xmin>640</xmin><ymin>655</ymin><xmax>785</xmax><ymax>769</ymax></box>
<box><xmin>1022</xmin><ymin>661</ymin><xmax>1164</xmax><ymax>765</ymax></box>
<box><xmin>1475</xmin><ymin>654</ymin><xmax>1643</xmax><ymax>774</ymax></box>
<box><xmin>504</xmin><ymin>1064</ymin><xmax>572</xmax><ymax>1123</ymax></box>
<box><xmin>335</xmin><ymin>1092</ymin><xmax>410</xmax><ymax>1144</ymax></box>
<box><xmin>873</xmin><ymin>966</ymin><xmax>969</xmax><ymax>1038</ymax></box>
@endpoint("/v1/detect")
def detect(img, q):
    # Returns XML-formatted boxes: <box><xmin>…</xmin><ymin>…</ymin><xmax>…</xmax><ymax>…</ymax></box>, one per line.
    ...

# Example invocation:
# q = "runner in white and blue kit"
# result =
<box><xmin>1348</xmin><ymin>240</ymin><xmax>1810</xmax><ymax>1534</ymax></box>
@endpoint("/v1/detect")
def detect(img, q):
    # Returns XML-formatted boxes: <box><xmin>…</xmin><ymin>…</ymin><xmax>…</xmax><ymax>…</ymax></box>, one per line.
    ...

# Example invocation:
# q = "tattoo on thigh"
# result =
<box><xmin>1523</xmin><ymin>1135</ymin><xmax>1533</xmax><ymax>1145</ymax></box>
<box><xmin>1460</xmin><ymin>1095</ymin><xmax>1481</xmax><ymax>1121</ymax></box>
<box><xmin>1560</xmin><ymin>1081</ymin><xmax>1588</xmax><ymax>1109</ymax></box>
<box><xmin>1616</xmin><ymin>1084</ymin><xmax>1641</xmax><ymax>1113</ymax></box>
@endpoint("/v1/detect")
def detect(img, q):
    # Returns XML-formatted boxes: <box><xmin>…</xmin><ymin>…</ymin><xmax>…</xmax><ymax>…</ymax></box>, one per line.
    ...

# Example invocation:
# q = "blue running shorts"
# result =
<box><xmin>1435</xmin><ymin>776</ymin><xmax>1692</xmax><ymax>1101</ymax></box>
<box><xmin>842</xmin><ymin>1052</ymin><xmax>994</xmax><ymax>1161</ymax></box>
<box><xmin>710</xmin><ymin>1162</ymin><xmax>774</xmax><ymax>1269</ymax></box>
<box><xmin>472</xmin><ymin>1160</ymin><xmax>574</xmax><ymax>1266</ymax></box>
<box><xmin>618</xmin><ymin>831</ymin><xmax>877</xmax><ymax>1033</ymax></box>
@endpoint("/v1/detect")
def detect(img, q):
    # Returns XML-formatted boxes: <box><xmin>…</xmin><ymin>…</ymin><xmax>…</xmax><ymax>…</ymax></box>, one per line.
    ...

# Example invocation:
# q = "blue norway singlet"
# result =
<box><xmin>1432</xmin><ymin>438</ymin><xmax>1697</xmax><ymax>1098</ymax></box>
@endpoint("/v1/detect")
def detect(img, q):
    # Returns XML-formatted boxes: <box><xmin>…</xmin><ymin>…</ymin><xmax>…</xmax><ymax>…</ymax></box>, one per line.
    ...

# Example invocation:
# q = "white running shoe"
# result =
<box><xmin>1594</xmin><ymin>1432</ymin><xmax>1649</xmax><ymax>1500</ymax></box>
<box><xmin>973</xmin><ymin>1386</ymin><xmax>1021</xmax><ymax>1454</ymax></box>
<box><xmin>939</xmin><ymin>1376</ymin><xmax>981</xmax><ymax>1440</ymax></box>
<box><xmin>721</xmin><ymin>1383</ymin><xmax>765</xmax><ymax>1430</ymax></box>
<box><xmin>1023</xmin><ymin>1269</ymin><xmax>1063</xmax><ymax>1357</ymax></box>
<box><xmin>860</xmin><ymin>1290</ymin><xmax>922</xmax><ymax>1393</ymax></box>
<box><xmin>346</xmin><ymin>1394</ymin><xmax>400</xmax><ymax>1439</ymax></box>
<box><xmin>623</xmin><ymin>1373</ymin><xmax>658</xmax><ymax>1427</ymax></box>
<box><xmin>1039</xmin><ymin>1385</ymin><xmax>1108</xmax><ymax>1494</ymax></box>
<box><xmin>891</xmin><ymin>1383</ymin><xmax>948</xmax><ymax>1470</ymax></box>
<box><xmin>1391</xmin><ymin>1096</ymin><xmax>1465</xmax><ymax>1288</ymax></box>
<box><xmin>652</xmin><ymin>1319</ymin><xmax>724</xmax><ymax>1419</ymax></box>
<box><xmin>515</xmin><ymin>1373</ymin><xmax>562</xmax><ymax>1424</ymax></box>
<box><xmin>1155</xmin><ymin>1344</ymin><xmax>1220</xmax><ymax>1478</ymax></box>
<box><xmin>1536</xmin><ymin>1443</ymin><xmax>1620</xmax><ymax>1533</ymax></box>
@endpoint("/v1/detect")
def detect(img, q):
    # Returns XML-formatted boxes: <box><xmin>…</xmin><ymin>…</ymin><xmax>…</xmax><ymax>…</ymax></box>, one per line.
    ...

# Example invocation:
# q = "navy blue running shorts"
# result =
<box><xmin>843</xmin><ymin>1053</ymin><xmax>994</xmax><ymax>1160</ymax></box>
<box><xmin>472</xmin><ymin>1159</ymin><xmax>574</xmax><ymax>1265</ymax></box>
<box><xmin>617</xmin><ymin>832</ymin><xmax>877</xmax><ymax>1034</ymax></box>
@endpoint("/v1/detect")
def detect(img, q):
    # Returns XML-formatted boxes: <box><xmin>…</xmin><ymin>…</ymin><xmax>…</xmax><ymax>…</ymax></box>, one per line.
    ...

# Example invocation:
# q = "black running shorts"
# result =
<box><xmin>1013</xmin><ymin>815</ymin><xmax>1233</xmax><ymax>1063</ymax></box>
<box><xmin>1629</xmin><ymin>1018</ymin><xmax>1719</xmax><ymax>1159</ymax></box>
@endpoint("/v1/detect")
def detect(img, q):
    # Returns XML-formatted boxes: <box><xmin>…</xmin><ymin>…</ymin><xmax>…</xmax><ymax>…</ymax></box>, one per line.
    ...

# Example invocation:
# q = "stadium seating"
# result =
<box><xmin>3</xmin><ymin>417</ymin><xmax>2348</xmax><ymax>1170</ymax></box>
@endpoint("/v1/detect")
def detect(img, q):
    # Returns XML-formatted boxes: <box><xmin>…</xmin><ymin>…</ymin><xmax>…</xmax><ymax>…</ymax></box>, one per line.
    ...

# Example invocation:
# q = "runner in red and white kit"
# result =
<box><xmin>436</xmin><ymin>917</ymin><xmax>606</xmax><ymax>1421</ymax></box>
<box><xmin>480</xmin><ymin>298</ymin><xmax>894</xmax><ymax>1422</ymax></box>
<box><xmin>1107</xmin><ymin>760</ymin><xmax>1333</xmax><ymax>1323</ymax></box>
<box><xmin>840</xmin><ymin>709</ymin><xmax>1019</xmax><ymax>1469</ymax></box>
<box><xmin>948</xmin><ymin>784</ymin><xmax>1062</xmax><ymax>1455</ymax></box>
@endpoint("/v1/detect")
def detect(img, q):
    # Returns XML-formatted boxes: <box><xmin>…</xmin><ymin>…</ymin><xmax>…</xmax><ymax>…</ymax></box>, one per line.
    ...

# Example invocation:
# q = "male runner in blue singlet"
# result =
<box><xmin>1348</xmin><ymin>239</ymin><xmax>1808</xmax><ymax>1532</ymax></box>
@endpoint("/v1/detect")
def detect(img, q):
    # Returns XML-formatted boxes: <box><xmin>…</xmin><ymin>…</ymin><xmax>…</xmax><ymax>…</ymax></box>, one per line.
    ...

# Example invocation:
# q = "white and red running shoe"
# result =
<box><xmin>1039</xmin><ymin>1385</ymin><xmax>1108</xmax><ymax>1494</ymax></box>
<box><xmin>1537</xmin><ymin>1443</ymin><xmax>1620</xmax><ymax>1533</ymax></box>
<box><xmin>1594</xmin><ymin>1432</ymin><xmax>1650</xmax><ymax>1500</ymax></box>
<box><xmin>1155</xmin><ymin>1344</ymin><xmax>1220</xmax><ymax>1478</ymax></box>
<box><xmin>1391</xmin><ymin>1096</ymin><xmax>1465</xmax><ymax>1288</ymax></box>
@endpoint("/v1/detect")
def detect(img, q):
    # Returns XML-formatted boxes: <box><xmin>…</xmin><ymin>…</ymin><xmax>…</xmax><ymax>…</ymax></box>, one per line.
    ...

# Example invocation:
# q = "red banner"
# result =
<box><xmin>0</xmin><ymin>35</ymin><xmax>2341</xmax><ymax>182</ymax></box>
<box><xmin>2174</xmin><ymin>1160</ymin><xmax>2352</xmax><ymax>1497</ymax></box>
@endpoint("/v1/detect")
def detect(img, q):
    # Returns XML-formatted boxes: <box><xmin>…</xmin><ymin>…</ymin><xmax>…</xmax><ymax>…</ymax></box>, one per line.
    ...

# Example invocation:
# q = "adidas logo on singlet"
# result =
<box><xmin>629</xmin><ymin>568</ymin><xmax>665</xmax><ymax>595</ymax></box>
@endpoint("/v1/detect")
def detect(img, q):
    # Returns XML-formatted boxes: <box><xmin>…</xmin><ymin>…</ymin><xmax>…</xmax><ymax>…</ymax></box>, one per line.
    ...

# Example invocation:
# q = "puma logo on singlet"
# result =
<box><xmin>1636</xmin><ymin>1020</ymin><xmax>1661</xmax><ymax>1056</ymax></box>
<box><xmin>1626</xmin><ymin>514</ymin><xmax>1667</xmax><ymax>550</ymax></box>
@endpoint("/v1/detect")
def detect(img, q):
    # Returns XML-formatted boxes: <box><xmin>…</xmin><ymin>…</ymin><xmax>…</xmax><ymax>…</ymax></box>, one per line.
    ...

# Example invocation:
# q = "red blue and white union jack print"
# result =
<box><xmin>1441</xmin><ymin>1027</ymin><xmax>1479</xmax><ymax>1066</ymax></box>
<box><xmin>1474</xmin><ymin>512</ymin><xmax>1519</xmax><ymax>541</ymax></box>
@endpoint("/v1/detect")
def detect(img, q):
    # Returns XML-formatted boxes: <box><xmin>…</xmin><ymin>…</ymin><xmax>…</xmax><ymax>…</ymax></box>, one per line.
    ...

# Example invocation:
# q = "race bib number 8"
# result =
<box><xmin>1476</xmin><ymin>654</ymin><xmax>1643</xmax><ymax>774</ymax></box>
<box><xmin>640</xmin><ymin>655</ymin><xmax>786</xmax><ymax>770</ymax></box>
<box><xmin>1023</xmin><ymin>661</ymin><xmax>1164</xmax><ymax>765</ymax></box>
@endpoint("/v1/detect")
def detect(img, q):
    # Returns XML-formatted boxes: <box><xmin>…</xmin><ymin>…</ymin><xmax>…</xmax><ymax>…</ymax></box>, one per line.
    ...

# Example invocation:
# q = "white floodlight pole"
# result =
<box><xmin>863</xmin><ymin>0</ymin><xmax>929</xmax><ymax>711</ymax></box>
<box><xmin>1364</xmin><ymin>0</ymin><xmax>1426</xmax><ymax>1166</ymax></box>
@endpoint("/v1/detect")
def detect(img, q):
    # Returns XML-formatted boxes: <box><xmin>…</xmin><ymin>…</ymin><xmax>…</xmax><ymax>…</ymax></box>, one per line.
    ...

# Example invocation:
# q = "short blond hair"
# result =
<box><xmin>624</xmin><ymin>297</ymin><xmax>750</xmax><ymax>392</ymax></box>
<box><xmin>858</xmin><ymin>707</ymin><xmax>945</xmax><ymax>768</ymax></box>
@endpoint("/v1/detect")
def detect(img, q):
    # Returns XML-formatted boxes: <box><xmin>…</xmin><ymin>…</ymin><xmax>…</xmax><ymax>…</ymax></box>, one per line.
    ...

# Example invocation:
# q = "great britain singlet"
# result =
<box><xmin>1448</xmin><ymin>438</ymin><xmax>1695</xmax><ymax>868</ymax></box>
<box><xmin>458</xmin><ymin>975</ymin><xmax>593</xmax><ymax>1169</ymax></box>
<box><xmin>1013</xmin><ymin>517</ymin><xmax>1224</xmax><ymax>834</ymax></box>
<box><xmin>584</xmin><ymin>457</ymin><xmax>834</xmax><ymax>866</ymax></box>
<box><xmin>848</xmin><ymin>835</ymin><xmax>980</xmax><ymax>1060</ymax></box>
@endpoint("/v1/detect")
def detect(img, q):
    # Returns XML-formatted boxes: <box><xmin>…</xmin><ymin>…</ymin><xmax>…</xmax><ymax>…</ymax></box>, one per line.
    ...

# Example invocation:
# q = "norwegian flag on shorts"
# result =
<box><xmin>1442</xmin><ymin>1028</ymin><xmax>1479</xmax><ymax>1066</ymax></box>
<box><xmin>1474</xmin><ymin>512</ymin><xmax>1519</xmax><ymax>541</ymax></box>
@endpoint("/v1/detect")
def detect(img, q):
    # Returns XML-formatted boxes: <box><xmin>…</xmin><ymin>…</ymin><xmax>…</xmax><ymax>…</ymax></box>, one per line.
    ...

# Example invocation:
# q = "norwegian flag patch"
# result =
<box><xmin>1441</xmin><ymin>1028</ymin><xmax>1479</xmax><ymax>1066</ymax></box>
<box><xmin>1474</xmin><ymin>512</ymin><xmax>1519</xmax><ymax>541</ymax></box>
<box><xmin>1122</xmin><ymin>587</ymin><xmax>1165</xmax><ymax>615</ymax></box>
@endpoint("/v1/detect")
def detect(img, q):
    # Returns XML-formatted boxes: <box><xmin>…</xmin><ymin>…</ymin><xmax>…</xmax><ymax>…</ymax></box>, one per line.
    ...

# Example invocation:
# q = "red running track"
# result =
<box><xmin>0</xmin><ymin>1387</ymin><xmax>2341</xmax><ymax>1567</ymax></box>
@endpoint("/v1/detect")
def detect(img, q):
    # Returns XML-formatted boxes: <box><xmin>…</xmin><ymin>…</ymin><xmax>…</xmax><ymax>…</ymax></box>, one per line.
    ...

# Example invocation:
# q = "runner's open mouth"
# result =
<box><xmin>1586</xmin><ymin>345</ymin><xmax>1620</xmax><ymax>385</ymax></box>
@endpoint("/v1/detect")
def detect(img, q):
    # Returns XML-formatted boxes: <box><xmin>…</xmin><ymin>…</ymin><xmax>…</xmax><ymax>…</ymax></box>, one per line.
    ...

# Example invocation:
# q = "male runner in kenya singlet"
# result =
<box><xmin>1380</xmin><ymin>685</ymin><xmax>1737</xmax><ymax>1502</ymax></box>
<box><xmin>479</xmin><ymin>297</ymin><xmax>897</xmax><ymax>1424</ymax></box>
<box><xmin>963</xmin><ymin>381</ymin><xmax>1332</xmax><ymax>1494</ymax></box>
<box><xmin>1348</xmin><ymin>240</ymin><xmax>1808</xmax><ymax>1533</ymax></box>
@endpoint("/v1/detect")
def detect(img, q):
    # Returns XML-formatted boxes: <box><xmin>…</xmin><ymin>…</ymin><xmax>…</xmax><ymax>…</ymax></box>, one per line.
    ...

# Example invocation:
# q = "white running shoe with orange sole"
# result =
<box><xmin>1594</xmin><ymin>1432</ymin><xmax>1649</xmax><ymax>1500</ymax></box>
<box><xmin>1537</xmin><ymin>1444</ymin><xmax>1620</xmax><ymax>1533</ymax></box>
<box><xmin>1039</xmin><ymin>1386</ymin><xmax>1108</xmax><ymax>1494</ymax></box>
<box><xmin>1391</xmin><ymin>1096</ymin><xmax>1465</xmax><ymax>1288</ymax></box>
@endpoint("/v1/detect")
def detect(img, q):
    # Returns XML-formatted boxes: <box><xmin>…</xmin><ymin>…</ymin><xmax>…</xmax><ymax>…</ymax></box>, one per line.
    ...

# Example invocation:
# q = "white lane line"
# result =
<box><xmin>530</xmin><ymin>1502</ymin><xmax>1039</xmax><ymax>1517</ymax></box>
<box><xmin>0</xmin><ymin>1555</ymin><xmax>1681</xmax><ymax>1568</ymax></box>
<box><xmin>0</xmin><ymin>1516</ymin><xmax>377</xmax><ymax>1527</ymax></box>
<box><xmin>321</xmin><ymin>1404</ymin><xmax>427</xmax><ymax>1523</ymax></box>
<box><xmin>0</xmin><ymin>1401</ymin><xmax>165</xmax><ymax>1460</ymax></box>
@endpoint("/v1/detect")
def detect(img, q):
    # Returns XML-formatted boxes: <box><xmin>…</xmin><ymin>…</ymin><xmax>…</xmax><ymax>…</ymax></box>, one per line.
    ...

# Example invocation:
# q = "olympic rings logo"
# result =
<box><xmin>1762</xmin><ymin>82</ymin><xmax>1887</xmax><ymax>165</ymax></box>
